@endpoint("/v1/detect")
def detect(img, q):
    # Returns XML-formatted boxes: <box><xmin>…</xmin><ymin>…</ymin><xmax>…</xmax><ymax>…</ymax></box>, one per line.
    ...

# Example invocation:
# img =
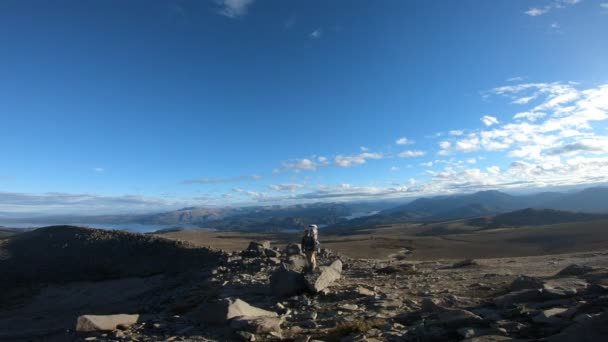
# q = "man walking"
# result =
<box><xmin>301</xmin><ymin>227</ymin><xmax>319</xmax><ymax>272</ymax></box>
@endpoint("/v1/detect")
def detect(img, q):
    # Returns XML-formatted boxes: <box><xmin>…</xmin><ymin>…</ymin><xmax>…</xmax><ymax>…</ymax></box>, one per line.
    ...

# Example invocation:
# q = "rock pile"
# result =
<box><xmin>9</xmin><ymin>235</ymin><xmax>608</xmax><ymax>342</ymax></box>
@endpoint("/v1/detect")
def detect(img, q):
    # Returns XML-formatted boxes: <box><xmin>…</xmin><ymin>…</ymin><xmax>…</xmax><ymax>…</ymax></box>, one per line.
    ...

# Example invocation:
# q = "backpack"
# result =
<box><xmin>302</xmin><ymin>235</ymin><xmax>316</xmax><ymax>252</ymax></box>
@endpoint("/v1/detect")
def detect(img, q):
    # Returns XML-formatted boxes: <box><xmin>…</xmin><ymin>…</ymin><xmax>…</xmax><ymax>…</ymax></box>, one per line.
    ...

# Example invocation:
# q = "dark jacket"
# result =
<box><xmin>301</xmin><ymin>235</ymin><xmax>318</xmax><ymax>252</ymax></box>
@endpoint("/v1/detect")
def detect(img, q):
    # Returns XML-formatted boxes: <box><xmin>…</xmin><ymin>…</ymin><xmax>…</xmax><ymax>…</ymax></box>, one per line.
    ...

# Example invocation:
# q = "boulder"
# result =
<box><xmin>264</xmin><ymin>248</ymin><xmax>281</xmax><ymax>258</ymax></box>
<box><xmin>76</xmin><ymin>314</ymin><xmax>140</xmax><ymax>332</ymax></box>
<box><xmin>354</xmin><ymin>286</ymin><xmax>375</xmax><ymax>297</ymax></box>
<box><xmin>434</xmin><ymin>309</ymin><xmax>484</xmax><ymax>328</ymax></box>
<box><xmin>510</xmin><ymin>275</ymin><xmax>544</xmax><ymax>291</ymax></box>
<box><xmin>532</xmin><ymin>308</ymin><xmax>569</xmax><ymax>325</ymax></box>
<box><xmin>270</xmin><ymin>265</ymin><xmax>307</xmax><ymax>297</ymax></box>
<box><xmin>304</xmin><ymin>260</ymin><xmax>342</xmax><ymax>293</ymax></box>
<box><xmin>546</xmin><ymin>312</ymin><xmax>608</xmax><ymax>342</ymax></box>
<box><xmin>543</xmin><ymin>278</ymin><xmax>589</xmax><ymax>295</ymax></box>
<box><xmin>230</xmin><ymin>316</ymin><xmax>282</xmax><ymax>334</ymax></box>
<box><xmin>556</xmin><ymin>264</ymin><xmax>594</xmax><ymax>277</ymax></box>
<box><xmin>494</xmin><ymin>289</ymin><xmax>545</xmax><ymax>308</ymax></box>
<box><xmin>458</xmin><ymin>327</ymin><xmax>506</xmax><ymax>339</ymax></box>
<box><xmin>196</xmin><ymin>298</ymin><xmax>277</xmax><ymax>324</ymax></box>
<box><xmin>421</xmin><ymin>297</ymin><xmax>450</xmax><ymax>313</ymax></box>
<box><xmin>287</xmin><ymin>255</ymin><xmax>310</xmax><ymax>272</ymax></box>
<box><xmin>285</xmin><ymin>243</ymin><xmax>303</xmax><ymax>256</ymax></box>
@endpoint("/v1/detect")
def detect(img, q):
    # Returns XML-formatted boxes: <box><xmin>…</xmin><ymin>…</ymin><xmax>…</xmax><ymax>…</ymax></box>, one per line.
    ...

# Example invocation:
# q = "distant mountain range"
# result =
<box><xmin>2</xmin><ymin>187</ymin><xmax>608</xmax><ymax>232</ymax></box>
<box><xmin>468</xmin><ymin>208</ymin><xmax>608</xmax><ymax>229</ymax></box>
<box><xmin>327</xmin><ymin>187</ymin><xmax>608</xmax><ymax>229</ymax></box>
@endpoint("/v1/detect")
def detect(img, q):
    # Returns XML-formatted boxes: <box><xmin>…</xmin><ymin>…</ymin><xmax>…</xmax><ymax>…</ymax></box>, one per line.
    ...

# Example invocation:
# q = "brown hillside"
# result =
<box><xmin>0</xmin><ymin>225</ymin><xmax>221</xmax><ymax>289</ymax></box>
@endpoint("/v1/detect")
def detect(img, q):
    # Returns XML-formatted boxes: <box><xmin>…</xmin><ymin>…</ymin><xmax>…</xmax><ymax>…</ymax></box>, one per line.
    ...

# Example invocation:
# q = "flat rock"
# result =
<box><xmin>304</xmin><ymin>260</ymin><xmax>342</xmax><ymax>293</ymax></box>
<box><xmin>196</xmin><ymin>298</ymin><xmax>277</xmax><ymax>324</ymax></box>
<box><xmin>76</xmin><ymin>314</ymin><xmax>140</xmax><ymax>332</ymax></box>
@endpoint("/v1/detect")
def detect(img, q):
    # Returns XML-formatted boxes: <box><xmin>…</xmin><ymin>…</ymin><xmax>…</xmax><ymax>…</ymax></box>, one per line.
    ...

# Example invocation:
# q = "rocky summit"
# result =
<box><xmin>2</xmin><ymin>228</ymin><xmax>608</xmax><ymax>341</ymax></box>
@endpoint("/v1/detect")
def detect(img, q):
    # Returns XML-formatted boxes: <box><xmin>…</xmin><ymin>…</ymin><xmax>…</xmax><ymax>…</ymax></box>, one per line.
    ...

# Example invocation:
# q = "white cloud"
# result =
<box><xmin>93</xmin><ymin>168</ymin><xmax>105</xmax><ymax>173</ymax></box>
<box><xmin>390</xmin><ymin>166</ymin><xmax>399</xmax><ymax>172</ymax></box>
<box><xmin>268</xmin><ymin>183</ymin><xmax>305</xmax><ymax>192</ymax></box>
<box><xmin>525</xmin><ymin>7</ymin><xmax>550</xmax><ymax>16</ymax></box>
<box><xmin>513</xmin><ymin>111</ymin><xmax>546</xmax><ymax>122</ymax></box>
<box><xmin>274</xmin><ymin>156</ymin><xmax>330</xmax><ymax>173</ymax></box>
<box><xmin>335</xmin><ymin>152</ymin><xmax>383</xmax><ymax>167</ymax></box>
<box><xmin>524</xmin><ymin>0</ymin><xmax>581</xmax><ymax>17</ymax></box>
<box><xmin>487</xmin><ymin>166</ymin><xmax>501</xmax><ymax>175</ymax></box>
<box><xmin>216</xmin><ymin>0</ymin><xmax>254</xmax><ymax>18</ymax></box>
<box><xmin>507</xmin><ymin>76</ymin><xmax>526</xmax><ymax>82</ymax></box>
<box><xmin>310</xmin><ymin>29</ymin><xmax>322</xmax><ymax>39</ymax></box>
<box><xmin>513</xmin><ymin>95</ymin><xmax>538</xmax><ymax>104</ymax></box>
<box><xmin>481</xmin><ymin>115</ymin><xmax>500</xmax><ymax>126</ymax></box>
<box><xmin>449</xmin><ymin>130</ymin><xmax>464</xmax><ymax>136</ymax></box>
<box><xmin>360</xmin><ymin>146</ymin><xmax>369</xmax><ymax>151</ymax></box>
<box><xmin>398</xmin><ymin>150</ymin><xmax>426</xmax><ymax>158</ymax></box>
<box><xmin>396</xmin><ymin>137</ymin><xmax>413</xmax><ymax>145</ymax></box>
<box><xmin>601</xmin><ymin>3</ymin><xmax>608</xmax><ymax>9</ymax></box>
<box><xmin>0</xmin><ymin>192</ymin><xmax>185</xmax><ymax>215</ymax></box>
<box><xmin>182</xmin><ymin>174</ymin><xmax>262</xmax><ymax>184</ymax></box>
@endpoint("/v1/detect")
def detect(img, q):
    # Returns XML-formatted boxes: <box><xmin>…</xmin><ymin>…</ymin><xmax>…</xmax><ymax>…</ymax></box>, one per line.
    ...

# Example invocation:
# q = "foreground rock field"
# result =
<box><xmin>2</xmin><ymin>228</ymin><xmax>608</xmax><ymax>341</ymax></box>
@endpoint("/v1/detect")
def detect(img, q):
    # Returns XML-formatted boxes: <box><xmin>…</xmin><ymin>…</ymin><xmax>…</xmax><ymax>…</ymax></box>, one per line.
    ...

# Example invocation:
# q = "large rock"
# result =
<box><xmin>434</xmin><ymin>309</ymin><xmax>484</xmax><ymax>328</ymax></box>
<box><xmin>510</xmin><ymin>275</ymin><xmax>544</xmax><ymax>291</ymax></box>
<box><xmin>230</xmin><ymin>316</ymin><xmax>282</xmax><ymax>334</ymax></box>
<box><xmin>532</xmin><ymin>308</ymin><xmax>569</xmax><ymax>325</ymax></box>
<box><xmin>543</xmin><ymin>278</ymin><xmax>589</xmax><ymax>295</ymax></box>
<box><xmin>304</xmin><ymin>260</ymin><xmax>342</xmax><ymax>293</ymax></box>
<box><xmin>546</xmin><ymin>312</ymin><xmax>608</xmax><ymax>342</ymax></box>
<box><xmin>285</xmin><ymin>243</ymin><xmax>303</xmax><ymax>256</ymax></box>
<box><xmin>196</xmin><ymin>298</ymin><xmax>277</xmax><ymax>324</ymax></box>
<box><xmin>287</xmin><ymin>255</ymin><xmax>311</xmax><ymax>272</ymax></box>
<box><xmin>76</xmin><ymin>314</ymin><xmax>140</xmax><ymax>332</ymax></box>
<box><xmin>494</xmin><ymin>289</ymin><xmax>544</xmax><ymax>308</ymax></box>
<box><xmin>556</xmin><ymin>264</ymin><xmax>594</xmax><ymax>277</ymax></box>
<box><xmin>270</xmin><ymin>265</ymin><xmax>307</xmax><ymax>297</ymax></box>
<box><xmin>264</xmin><ymin>248</ymin><xmax>281</xmax><ymax>258</ymax></box>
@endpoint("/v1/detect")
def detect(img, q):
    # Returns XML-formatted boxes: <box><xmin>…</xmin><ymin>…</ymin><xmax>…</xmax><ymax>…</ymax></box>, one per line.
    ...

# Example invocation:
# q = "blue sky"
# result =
<box><xmin>1</xmin><ymin>0</ymin><xmax>608</xmax><ymax>215</ymax></box>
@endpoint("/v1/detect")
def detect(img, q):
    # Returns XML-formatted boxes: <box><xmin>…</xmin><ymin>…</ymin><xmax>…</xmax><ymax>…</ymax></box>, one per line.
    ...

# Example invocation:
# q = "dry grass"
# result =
<box><xmin>323</xmin><ymin>318</ymin><xmax>387</xmax><ymax>341</ymax></box>
<box><xmin>157</xmin><ymin>219</ymin><xmax>608</xmax><ymax>261</ymax></box>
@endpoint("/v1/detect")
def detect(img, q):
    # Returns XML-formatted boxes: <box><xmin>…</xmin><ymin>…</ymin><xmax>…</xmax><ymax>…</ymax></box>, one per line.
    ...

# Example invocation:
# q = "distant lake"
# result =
<box><xmin>0</xmin><ymin>222</ymin><xmax>209</xmax><ymax>233</ymax></box>
<box><xmin>343</xmin><ymin>211</ymin><xmax>380</xmax><ymax>220</ymax></box>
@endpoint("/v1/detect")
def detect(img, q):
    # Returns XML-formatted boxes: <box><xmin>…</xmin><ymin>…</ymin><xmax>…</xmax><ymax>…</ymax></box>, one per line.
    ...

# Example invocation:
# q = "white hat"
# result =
<box><xmin>308</xmin><ymin>224</ymin><xmax>318</xmax><ymax>229</ymax></box>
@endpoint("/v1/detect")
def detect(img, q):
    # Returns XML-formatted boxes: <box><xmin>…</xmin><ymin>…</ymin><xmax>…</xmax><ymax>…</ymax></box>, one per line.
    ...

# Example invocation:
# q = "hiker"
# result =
<box><xmin>301</xmin><ymin>228</ymin><xmax>320</xmax><ymax>271</ymax></box>
<box><xmin>309</xmin><ymin>224</ymin><xmax>319</xmax><ymax>240</ymax></box>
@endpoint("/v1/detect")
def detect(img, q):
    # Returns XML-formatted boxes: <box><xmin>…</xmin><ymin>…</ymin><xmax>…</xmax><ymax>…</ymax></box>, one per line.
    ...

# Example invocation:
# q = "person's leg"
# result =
<box><xmin>311</xmin><ymin>251</ymin><xmax>317</xmax><ymax>270</ymax></box>
<box><xmin>305</xmin><ymin>251</ymin><xmax>313</xmax><ymax>272</ymax></box>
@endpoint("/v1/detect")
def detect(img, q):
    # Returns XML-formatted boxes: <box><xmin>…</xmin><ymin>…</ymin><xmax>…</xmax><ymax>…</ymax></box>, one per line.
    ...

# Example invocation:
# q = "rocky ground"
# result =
<box><xmin>2</xmin><ymin>228</ymin><xmax>608</xmax><ymax>341</ymax></box>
